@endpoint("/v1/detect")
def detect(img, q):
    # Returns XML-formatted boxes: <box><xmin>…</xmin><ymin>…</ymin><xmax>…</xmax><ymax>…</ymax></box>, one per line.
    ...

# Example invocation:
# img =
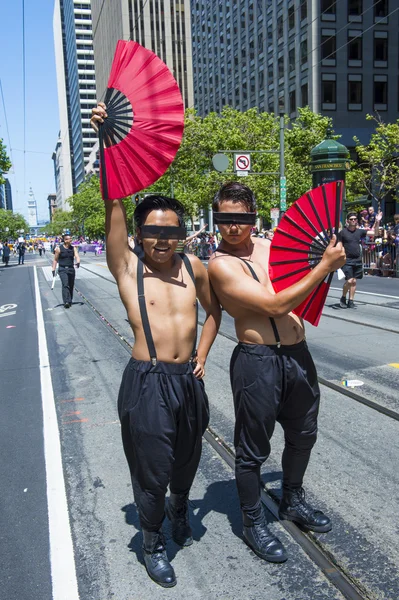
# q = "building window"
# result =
<box><xmin>288</xmin><ymin>5</ymin><xmax>295</xmax><ymax>30</ymax></box>
<box><xmin>277</xmin><ymin>15</ymin><xmax>283</xmax><ymax>38</ymax></box>
<box><xmin>289</xmin><ymin>48</ymin><xmax>295</xmax><ymax>72</ymax></box>
<box><xmin>301</xmin><ymin>83</ymin><xmax>308</xmax><ymax>106</ymax></box>
<box><xmin>348</xmin><ymin>0</ymin><xmax>362</xmax><ymax>16</ymax></box>
<box><xmin>321</xmin><ymin>77</ymin><xmax>336</xmax><ymax>108</ymax></box>
<box><xmin>300</xmin><ymin>39</ymin><xmax>308</xmax><ymax>65</ymax></box>
<box><xmin>348</xmin><ymin>78</ymin><xmax>362</xmax><ymax>109</ymax></box>
<box><xmin>348</xmin><ymin>32</ymin><xmax>362</xmax><ymax>62</ymax></box>
<box><xmin>278</xmin><ymin>56</ymin><xmax>284</xmax><ymax>79</ymax></box>
<box><xmin>374</xmin><ymin>34</ymin><xmax>388</xmax><ymax>65</ymax></box>
<box><xmin>289</xmin><ymin>90</ymin><xmax>296</xmax><ymax>113</ymax></box>
<box><xmin>300</xmin><ymin>1</ymin><xmax>307</xmax><ymax>20</ymax></box>
<box><xmin>321</xmin><ymin>33</ymin><xmax>336</xmax><ymax>63</ymax></box>
<box><xmin>374</xmin><ymin>78</ymin><xmax>387</xmax><ymax>107</ymax></box>
<box><xmin>321</xmin><ymin>0</ymin><xmax>336</xmax><ymax>14</ymax></box>
<box><xmin>268</xmin><ymin>63</ymin><xmax>274</xmax><ymax>81</ymax></box>
<box><xmin>374</xmin><ymin>0</ymin><xmax>388</xmax><ymax>18</ymax></box>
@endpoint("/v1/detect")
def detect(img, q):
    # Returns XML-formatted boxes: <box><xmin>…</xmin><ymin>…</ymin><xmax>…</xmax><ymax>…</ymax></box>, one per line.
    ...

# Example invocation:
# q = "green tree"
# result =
<box><xmin>144</xmin><ymin>106</ymin><xmax>334</xmax><ymax>223</ymax></box>
<box><xmin>43</xmin><ymin>210</ymin><xmax>78</xmax><ymax>236</ymax></box>
<box><xmin>0</xmin><ymin>209</ymin><xmax>29</xmax><ymax>240</ymax></box>
<box><xmin>0</xmin><ymin>138</ymin><xmax>11</xmax><ymax>185</ymax></box>
<box><xmin>348</xmin><ymin>114</ymin><xmax>399</xmax><ymax>208</ymax></box>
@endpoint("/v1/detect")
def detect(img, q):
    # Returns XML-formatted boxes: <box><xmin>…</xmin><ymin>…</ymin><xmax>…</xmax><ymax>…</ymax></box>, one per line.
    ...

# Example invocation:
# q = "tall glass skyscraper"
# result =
<box><xmin>53</xmin><ymin>0</ymin><xmax>98</xmax><ymax>208</ymax></box>
<box><xmin>191</xmin><ymin>0</ymin><xmax>399</xmax><ymax>146</ymax></box>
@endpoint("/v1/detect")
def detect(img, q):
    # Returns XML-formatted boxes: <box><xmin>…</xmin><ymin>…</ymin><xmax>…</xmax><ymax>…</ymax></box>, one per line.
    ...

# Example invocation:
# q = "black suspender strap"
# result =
<box><xmin>180</xmin><ymin>254</ymin><xmax>198</xmax><ymax>358</ymax></box>
<box><xmin>137</xmin><ymin>258</ymin><xmax>157</xmax><ymax>365</ymax></box>
<box><xmin>216</xmin><ymin>249</ymin><xmax>281</xmax><ymax>347</ymax></box>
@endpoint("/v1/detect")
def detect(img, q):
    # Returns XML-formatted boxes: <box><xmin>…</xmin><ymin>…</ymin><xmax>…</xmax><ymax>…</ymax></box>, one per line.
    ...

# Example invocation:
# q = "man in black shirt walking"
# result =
<box><xmin>338</xmin><ymin>211</ymin><xmax>382</xmax><ymax>308</ymax></box>
<box><xmin>52</xmin><ymin>234</ymin><xmax>80</xmax><ymax>308</ymax></box>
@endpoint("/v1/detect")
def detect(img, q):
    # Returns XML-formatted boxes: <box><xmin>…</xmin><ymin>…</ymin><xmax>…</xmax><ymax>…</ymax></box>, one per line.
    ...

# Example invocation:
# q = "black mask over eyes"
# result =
<box><xmin>140</xmin><ymin>225</ymin><xmax>187</xmax><ymax>240</ymax></box>
<box><xmin>213</xmin><ymin>212</ymin><xmax>257</xmax><ymax>225</ymax></box>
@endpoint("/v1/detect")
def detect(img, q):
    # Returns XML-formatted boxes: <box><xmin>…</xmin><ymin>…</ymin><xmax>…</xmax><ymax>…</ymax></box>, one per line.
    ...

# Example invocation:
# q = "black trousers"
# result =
<box><xmin>118</xmin><ymin>358</ymin><xmax>209</xmax><ymax>532</ymax></box>
<box><xmin>18</xmin><ymin>253</ymin><xmax>25</xmax><ymax>264</ymax></box>
<box><xmin>230</xmin><ymin>341</ymin><xmax>320</xmax><ymax>518</ymax></box>
<box><xmin>58</xmin><ymin>267</ymin><xmax>75</xmax><ymax>304</ymax></box>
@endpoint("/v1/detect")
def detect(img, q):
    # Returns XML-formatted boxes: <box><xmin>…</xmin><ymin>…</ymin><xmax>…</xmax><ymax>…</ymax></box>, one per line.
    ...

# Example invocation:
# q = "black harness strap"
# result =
<box><xmin>180</xmin><ymin>254</ymin><xmax>198</xmax><ymax>358</ymax></box>
<box><xmin>216</xmin><ymin>250</ymin><xmax>281</xmax><ymax>347</ymax></box>
<box><xmin>137</xmin><ymin>254</ymin><xmax>198</xmax><ymax>365</ymax></box>
<box><xmin>137</xmin><ymin>258</ymin><xmax>157</xmax><ymax>365</ymax></box>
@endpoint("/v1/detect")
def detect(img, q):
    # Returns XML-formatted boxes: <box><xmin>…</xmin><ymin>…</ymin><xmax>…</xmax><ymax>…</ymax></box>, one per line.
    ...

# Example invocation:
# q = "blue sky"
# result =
<box><xmin>0</xmin><ymin>0</ymin><xmax>60</xmax><ymax>222</ymax></box>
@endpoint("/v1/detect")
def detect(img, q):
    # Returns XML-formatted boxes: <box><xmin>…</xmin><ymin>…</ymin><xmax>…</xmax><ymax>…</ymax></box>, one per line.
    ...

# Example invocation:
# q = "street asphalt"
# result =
<box><xmin>1</xmin><ymin>251</ymin><xmax>398</xmax><ymax>599</ymax></box>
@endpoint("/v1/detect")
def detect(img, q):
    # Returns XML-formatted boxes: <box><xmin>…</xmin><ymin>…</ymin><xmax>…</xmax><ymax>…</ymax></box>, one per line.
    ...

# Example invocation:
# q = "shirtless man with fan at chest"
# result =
<box><xmin>91</xmin><ymin>105</ymin><xmax>221</xmax><ymax>588</ymax></box>
<box><xmin>208</xmin><ymin>182</ymin><xmax>346</xmax><ymax>564</ymax></box>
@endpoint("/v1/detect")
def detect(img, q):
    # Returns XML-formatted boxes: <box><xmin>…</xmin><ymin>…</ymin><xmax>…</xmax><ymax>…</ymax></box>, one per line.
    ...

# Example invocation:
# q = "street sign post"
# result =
<box><xmin>234</xmin><ymin>153</ymin><xmax>251</xmax><ymax>176</ymax></box>
<box><xmin>270</xmin><ymin>207</ymin><xmax>280</xmax><ymax>227</ymax></box>
<box><xmin>280</xmin><ymin>176</ymin><xmax>287</xmax><ymax>212</ymax></box>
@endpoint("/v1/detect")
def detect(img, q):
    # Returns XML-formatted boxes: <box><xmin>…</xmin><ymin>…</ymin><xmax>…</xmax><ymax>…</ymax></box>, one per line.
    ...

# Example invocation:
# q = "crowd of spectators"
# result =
<box><xmin>353</xmin><ymin>207</ymin><xmax>399</xmax><ymax>277</ymax></box>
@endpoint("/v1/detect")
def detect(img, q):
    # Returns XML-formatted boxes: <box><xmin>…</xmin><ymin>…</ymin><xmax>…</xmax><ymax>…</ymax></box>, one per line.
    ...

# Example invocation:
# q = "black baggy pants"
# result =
<box><xmin>118</xmin><ymin>358</ymin><xmax>209</xmax><ymax>532</ymax></box>
<box><xmin>230</xmin><ymin>341</ymin><xmax>320</xmax><ymax>518</ymax></box>
<box><xmin>58</xmin><ymin>267</ymin><xmax>75</xmax><ymax>304</ymax></box>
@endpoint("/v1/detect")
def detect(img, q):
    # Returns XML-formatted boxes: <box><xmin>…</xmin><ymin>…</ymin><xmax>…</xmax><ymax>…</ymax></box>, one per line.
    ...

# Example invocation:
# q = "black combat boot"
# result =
<box><xmin>242</xmin><ymin>505</ymin><xmax>287</xmax><ymax>563</ymax></box>
<box><xmin>166</xmin><ymin>492</ymin><xmax>193</xmax><ymax>547</ymax></box>
<box><xmin>339</xmin><ymin>296</ymin><xmax>347</xmax><ymax>308</ymax></box>
<box><xmin>279</xmin><ymin>488</ymin><xmax>332</xmax><ymax>533</ymax></box>
<box><xmin>142</xmin><ymin>530</ymin><xmax>176</xmax><ymax>588</ymax></box>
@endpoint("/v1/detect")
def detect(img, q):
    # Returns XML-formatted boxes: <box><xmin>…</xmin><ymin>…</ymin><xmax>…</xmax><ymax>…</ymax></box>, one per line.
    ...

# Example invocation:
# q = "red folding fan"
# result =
<box><xmin>269</xmin><ymin>181</ymin><xmax>343</xmax><ymax>326</ymax></box>
<box><xmin>98</xmin><ymin>40</ymin><xmax>185</xmax><ymax>200</ymax></box>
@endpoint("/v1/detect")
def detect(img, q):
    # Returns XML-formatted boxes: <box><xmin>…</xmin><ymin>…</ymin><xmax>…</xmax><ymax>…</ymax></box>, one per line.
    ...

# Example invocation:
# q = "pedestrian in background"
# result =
<box><xmin>52</xmin><ymin>234</ymin><xmax>80</xmax><ymax>308</ymax></box>
<box><xmin>17</xmin><ymin>241</ymin><xmax>26</xmax><ymax>265</ymax></box>
<box><xmin>2</xmin><ymin>243</ymin><xmax>10</xmax><ymax>266</ymax></box>
<box><xmin>339</xmin><ymin>210</ymin><xmax>382</xmax><ymax>308</ymax></box>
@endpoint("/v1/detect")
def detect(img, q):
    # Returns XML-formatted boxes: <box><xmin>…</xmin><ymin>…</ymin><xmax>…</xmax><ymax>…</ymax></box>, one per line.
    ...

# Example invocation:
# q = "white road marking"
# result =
<box><xmin>0</xmin><ymin>303</ymin><xmax>17</xmax><ymax>312</ymax></box>
<box><xmin>0</xmin><ymin>311</ymin><xmax>16</xmax><ymax>318</ymax></box>
<box><xmin>330</xmin><ymin>287</ymin><xmax>399</xmax><ymax>300</ymax></box>
<box><xmin>33</xmin><ymin>266</ymin><xmax>80</xmax><ymax>600</ymax></box>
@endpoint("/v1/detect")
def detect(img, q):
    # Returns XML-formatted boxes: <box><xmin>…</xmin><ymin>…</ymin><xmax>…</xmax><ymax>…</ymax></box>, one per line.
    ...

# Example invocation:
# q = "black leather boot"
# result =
<box><xmin>142</xmin><ymin>530</ymin><xmax>176</xmax><ymax>588</ymax></box>
<box><xmin>279</xmin><ymin>488</ymin><xmax>332</xmax><ymax>533</ymax></box>
<box><xmin>165</xmin><ymin>492</ymin><xmax>193</xmax><ymax>546</ymax></box>
<box><xmin>242</xmin><ymin>506</ymin><xmax>287</xmax><ymax>563</ymax></box>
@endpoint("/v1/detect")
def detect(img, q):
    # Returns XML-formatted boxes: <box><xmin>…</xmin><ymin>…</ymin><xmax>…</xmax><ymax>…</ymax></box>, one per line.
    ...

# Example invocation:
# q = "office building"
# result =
<box><xmin>0</xmin><ymin>183</ymin><xmax>5</xmax><ymax>209</ymax></box>
<box><xmin>53</xmin><ymin>0</ymin><xmax>98</xmax><ymax>207</ymax></box>
<box><xmin>191</xmin><ymin>0</ymin><xmax>399</xmax><ymax>146</ymax></box>
<box><xmin>90</xmin><ymin>0</ymin><xmax>194</xmax><ymax>108</ymax></box>
<box><xmin>4</xmin><ymin>178</ymin><xmax>12</xmax><ymax>211</ymax></box>
<box><xmin>48</xmin><ymin>194</ymin><xmax>57</xmax><ymax>222</ymax></box>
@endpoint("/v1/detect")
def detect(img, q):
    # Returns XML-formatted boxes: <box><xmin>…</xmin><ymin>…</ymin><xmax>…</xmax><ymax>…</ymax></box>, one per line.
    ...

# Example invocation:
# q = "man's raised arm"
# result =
<box><xmin>209</xmin><ymin>235</ymin><xmax>346</xmax><ymax>319</ymax></box>
<box><xmin>91</xmin><ymin>103</ymin><xmax>131</xmax><ymax>281</ymax></box>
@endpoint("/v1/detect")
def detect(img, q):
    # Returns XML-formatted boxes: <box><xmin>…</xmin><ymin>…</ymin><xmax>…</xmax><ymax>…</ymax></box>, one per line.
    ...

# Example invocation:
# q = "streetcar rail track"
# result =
<box><xmin>76</xmin><ymin>264</ymin><xmax>399</xmax><ymax>420</ymax></box>
<box><xmin>58</xmin><ymin>277</ymin><xmax>381</xmax><ymax>600</ymax></box>
<box><xmin>50</xmin><ymin>262</ymin><xmax>399</xmax><ymax>422</ymax></box>
<box><xmin>79</xmin><ymin>264</ymin><xmax>399</xmax><ymax>336</ymax></box>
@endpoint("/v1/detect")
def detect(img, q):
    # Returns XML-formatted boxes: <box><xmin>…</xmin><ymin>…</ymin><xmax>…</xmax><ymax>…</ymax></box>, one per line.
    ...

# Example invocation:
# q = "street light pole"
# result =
<box><xmin>279</xmin><ymin>113</ymin><xmax>286</xmax><ymax>219</ymax></box>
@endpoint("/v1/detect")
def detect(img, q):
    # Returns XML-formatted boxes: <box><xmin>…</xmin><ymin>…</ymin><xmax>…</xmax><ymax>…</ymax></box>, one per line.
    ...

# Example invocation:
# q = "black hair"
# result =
<box><xmin>134</xmin><ymin>195</ymin><xmax>185</xmax><ymax>228</ymax></box>
<box><xmin>212</xmin><ymin>181</ymin><xmax>256</xmax><ymax>212</ymax></box>
<box><xmin>347</xmin><ymin>212</ymin><xmax>358</xmax><ymax>220</ymax></box>
<box><xmin>62</xmin><ymin>233</ymin><xmax>71</xmax><ymax>240</ymax></box>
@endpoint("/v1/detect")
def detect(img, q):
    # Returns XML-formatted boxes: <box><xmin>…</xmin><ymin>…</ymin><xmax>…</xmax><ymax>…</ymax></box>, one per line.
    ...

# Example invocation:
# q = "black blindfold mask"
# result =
<box><xmin>213</xmin><ymin>212</ymin><xmax>257</xmax><ymax>225</ymax></box>
<box><xmin>140</xmin><ymin>225</ymin><xmax>187</xmax><ymax>240</ymax></box>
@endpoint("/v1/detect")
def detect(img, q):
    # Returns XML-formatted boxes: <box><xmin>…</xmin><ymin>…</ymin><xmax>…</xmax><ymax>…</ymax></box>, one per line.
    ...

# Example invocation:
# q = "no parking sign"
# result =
<box><xmin>234</xmin><ymin>153</ymin><xmax>251</xmax><ymax>176</ymax></box>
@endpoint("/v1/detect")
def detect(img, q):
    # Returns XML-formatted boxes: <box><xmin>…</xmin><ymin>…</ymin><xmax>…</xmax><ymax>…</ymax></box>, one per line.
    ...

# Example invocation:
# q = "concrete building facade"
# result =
<box><xmin>53</xmin><ymin>0</ymin><xmax>98</xmax><ymax>208</ymax></box>
<box><xmin>191</xmin><ymin>0</ymin><xmax>399</xmax><ymax>146</ymax></box>
<box><xmin>90</xmin><ymin>0</ymin><xmax>194</xmax><ymax>108</ymax></box>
